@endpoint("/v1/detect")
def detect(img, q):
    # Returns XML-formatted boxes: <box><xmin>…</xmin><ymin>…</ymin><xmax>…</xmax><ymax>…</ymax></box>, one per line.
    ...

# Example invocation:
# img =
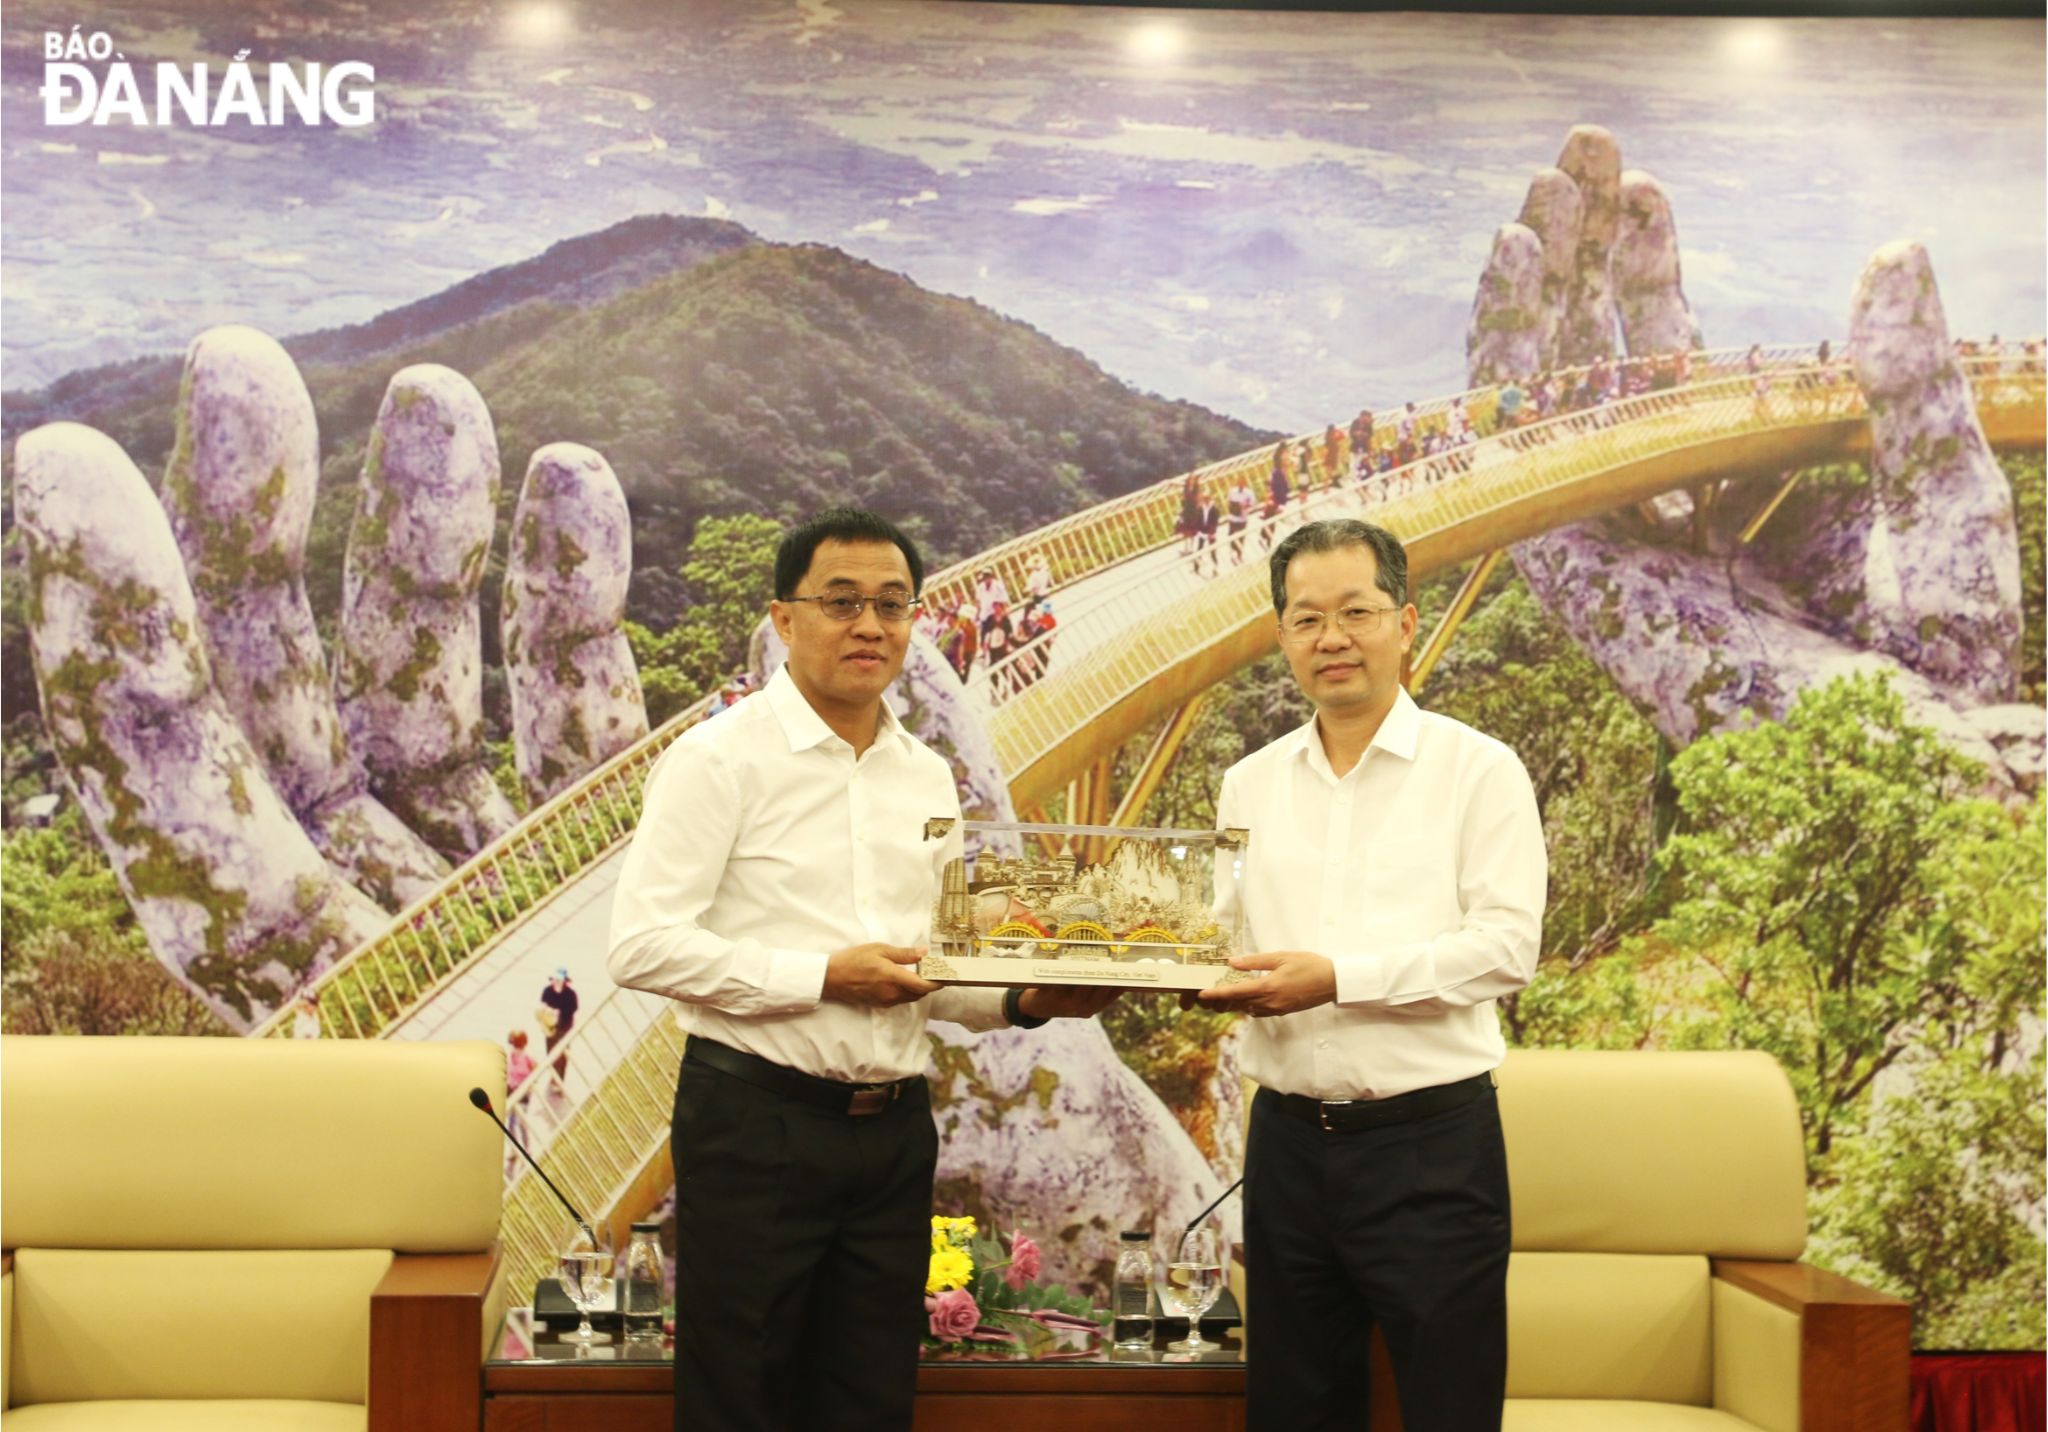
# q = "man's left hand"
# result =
<box><xmin>1018</xmin><ymin>986</ymin><xmax>1122</xmax><ymax>1020</ymax></box>
<box><xmin>1197</xmin><ymin>951</ymin><xmax>1337</xmax><ymax>1016</ymax></box>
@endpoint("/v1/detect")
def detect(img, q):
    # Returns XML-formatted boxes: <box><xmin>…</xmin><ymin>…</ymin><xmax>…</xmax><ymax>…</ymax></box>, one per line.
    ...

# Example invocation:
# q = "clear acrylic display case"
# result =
<box><xmin>922</xmin><ymin>819</ymin><xmax>1253</xmax><ymax>992</ymax></box>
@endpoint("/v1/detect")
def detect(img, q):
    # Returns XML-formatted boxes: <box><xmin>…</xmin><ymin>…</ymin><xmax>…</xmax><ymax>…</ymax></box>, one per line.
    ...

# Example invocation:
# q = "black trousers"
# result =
<box><xmin>1244</xmin><ymin>1084</ymin><xmax>1512</xmax><ymax>1432</ymax></box>
<box><xmin>671</xmin><ymin>1054</ymin><xmax>937</xmax><ymax>1432</ymax></box>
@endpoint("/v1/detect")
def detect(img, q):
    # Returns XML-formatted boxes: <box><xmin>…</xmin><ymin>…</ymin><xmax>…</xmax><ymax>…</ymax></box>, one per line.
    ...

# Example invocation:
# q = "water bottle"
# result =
<box><xmin>622</xmin><ymin>1222</ymin><xmax>666</xmax><ymax>1340</ymax></box>
<box><xmin>1113</xmin><ymin>1229</ymin><xmax>1154</xmax><ymax>1347</ymax></box>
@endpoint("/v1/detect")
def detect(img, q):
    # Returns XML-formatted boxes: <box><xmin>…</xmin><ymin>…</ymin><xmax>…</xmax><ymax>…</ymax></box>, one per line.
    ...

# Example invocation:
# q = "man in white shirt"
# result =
<box><xmin>1200</xmin><ymin>518</ymin><xmax>1546</xmax><ymax>1432</ymax></box>
<box><xmin>974</xmin><ymin>567</ymin><xmax>1010</xmax><ymax>641</ymax></box>
<box><xmin>610</xmin><ymin>508</ymin><xmax>1111</xmax><ymax>1432</ymax></box>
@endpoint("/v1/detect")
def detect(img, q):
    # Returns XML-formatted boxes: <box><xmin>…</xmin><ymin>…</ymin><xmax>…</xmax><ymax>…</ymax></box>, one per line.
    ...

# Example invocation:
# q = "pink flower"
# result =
<box><xmin>1004</xmin><ymin>1232</ymin><xmax>1042</xmax><ymax>1290</ymax></box>
<box><xmin>927</xmin><ymin>1288</ymin><xmax>980</xmax><ymax>1342</ymax></box>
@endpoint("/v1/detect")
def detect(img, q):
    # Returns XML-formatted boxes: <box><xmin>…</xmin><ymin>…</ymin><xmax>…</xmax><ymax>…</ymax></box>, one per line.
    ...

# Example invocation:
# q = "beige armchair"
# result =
<box><xmin>1353</xmin><ymin>1049</ymin><xmax>1907</xmax><ymax>1431</ymax></box>
<box><xmin>1</xmin><ymin>1035</ymin><xmax>510</xmax><ymax>1431</ymax></box>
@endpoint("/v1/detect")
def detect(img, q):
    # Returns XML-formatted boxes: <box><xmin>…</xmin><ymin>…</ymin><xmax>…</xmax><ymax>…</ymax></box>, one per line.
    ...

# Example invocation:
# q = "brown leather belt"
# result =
<box><xmin>1267</xmin><ymin>1071</ymin><xmax>1495</xmax><ymax>1133</ymax></box>
<box><xmin>685</xmin><ymin>1037</ymin><xmax>924</xmax><ymax>1117</ymax></box>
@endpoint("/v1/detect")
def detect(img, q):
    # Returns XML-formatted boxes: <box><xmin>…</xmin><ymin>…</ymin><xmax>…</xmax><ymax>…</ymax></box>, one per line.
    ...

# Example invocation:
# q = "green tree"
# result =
<box><xmin>1</xmin><ymin>808</ymin><xmax>137</xmax><ymax>955</ymax></box>
<box><xmin>3</xmin><ymin>926</ymin><xmax>224</xmax><ymax>1036</ymax></box>
<box><xmin>624</xmin><ymin>647</ymin><xmax>702</xmax><ymax>728</ymax></box>
<box><xmin>1647</xmin><ymin>674</ymin><xmax>2034</xmax><ymax>1158</ymax></box>
<box><xmin>2005</xmin><ymin>451</ymin><xmax>2045</xmax><ymax>704</ymax></box>
<box><xmin>679</xmin><ymin>512</ymin><xmax>783</xmax><ymax>654</ymax></box>
<box><xmin>0</xmin><ymin>808</ymin><xmax>227</xmax><ymax>1036</ymax></box>
<box><xmin>1419</xmin><ymin>575</ymin><xmax>1663</xmax><ymax>1047</ymax></box>
<box><xmin>1814</xmin><ymin>1046</ymin><xmax>2046</xmax><ymax>1349</ymax></box>
<box><xmin>626</xmin><ymin>512</ymin><xmax>783</xmax><ymax>724</ymax></box>
<box><xmin>1806</xmin><ymin>792</ymin><xmax>2047</xmax><ymax>1348</ymax></box>
<box><xmin>1626</xmin><ymin>675</ymin><xmax>2045</xmax><ymax>1347</ymax></box>
<box><xmin>1425</xmin><ymin>580</ymin><xmax>1662</xmax><ymax>969</ymax></box>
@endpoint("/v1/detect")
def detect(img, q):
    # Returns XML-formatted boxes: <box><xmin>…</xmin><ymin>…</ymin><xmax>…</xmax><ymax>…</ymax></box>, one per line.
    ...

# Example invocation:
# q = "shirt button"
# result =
<box><xmin>1317</xmin><ymin>1040</ymin><xmax>1330</xmax><ymax>1050</ymax></box>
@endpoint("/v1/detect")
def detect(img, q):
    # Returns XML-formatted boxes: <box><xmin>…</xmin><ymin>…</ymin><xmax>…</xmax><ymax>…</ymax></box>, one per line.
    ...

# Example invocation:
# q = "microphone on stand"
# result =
<box><xmin>1183</xmin><ymin>1176</ymin><xmax>1244</xmax><ymax>1246</ymax></box>
<box><xmin>468</xmin><ymin>1087</ymin><xmax>594</xmax><ymax>1243</ymax></box>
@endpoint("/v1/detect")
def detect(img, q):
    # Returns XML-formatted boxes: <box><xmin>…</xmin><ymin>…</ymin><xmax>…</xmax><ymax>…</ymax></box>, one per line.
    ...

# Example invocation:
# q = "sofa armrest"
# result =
<box><xmin>3</xmin><ymin>1250</ymin><xmax>13</xmax><ymax>1412</ymax></box>
<box><xmin>1713</xmin><ymin>1259</ymin><xmax>1909</xmax><ymax>1432</ymax></box>
<box><xmin>368</xmin><ymin>1243</ymin><xmax>500</xmax><ymax>1432</ymax></box>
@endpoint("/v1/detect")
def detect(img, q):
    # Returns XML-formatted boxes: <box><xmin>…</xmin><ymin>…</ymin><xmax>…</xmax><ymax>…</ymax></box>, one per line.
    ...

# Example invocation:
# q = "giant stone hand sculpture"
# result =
<box><xmin>162</xmin><ymin>326</ymin><xmax>449</xmax><ymax>909</ymax></box>
<box><xmin>503</xmin><ymin>442</ymin><xmax>649</xmax><ymax>806</ymax></box>
<box><xmin>1849</xmin><ymin>241</ymin><xmax>2022</xmax><ymax>702</ymax></box>
<box><xmin>18</xmin><ymin>329</ymin><xmax>650</xmax><ymax>1026</ymax></box>
<box><xmin>17</xmin><ymin>423</ymin><xmax>389</xmax><ymax>1030</ymax></box>
<box><xmin>336</xmin><ymin>366</ymin><xmax>519</xmax><ymax>859</ymax></box>
<box><xmin>1466</xmin><ymin>127</ymin><xmax>2033</xmax><ymax>792</ymax></box>
<box><xmin>1555</xmin><ymin>125</ymin><xmax>1624</xmax><ymax>365</ymax></box>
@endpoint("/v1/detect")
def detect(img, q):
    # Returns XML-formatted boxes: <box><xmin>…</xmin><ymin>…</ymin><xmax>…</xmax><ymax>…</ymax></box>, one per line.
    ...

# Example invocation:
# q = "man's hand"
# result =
<box><xmin>1017</xmin><ymin>985</ymin><xmax>1122</xmax><ymax>1021</ymax></box>
<box><xmin>1197</xmin><ymin>951</ymin><xmax>1337</xmax><ymax>1017</ymax></box>
<box><xmin>822</xmin><ymin>943</ymin><xmax>938</xmax><ymax>1007</ymax></box>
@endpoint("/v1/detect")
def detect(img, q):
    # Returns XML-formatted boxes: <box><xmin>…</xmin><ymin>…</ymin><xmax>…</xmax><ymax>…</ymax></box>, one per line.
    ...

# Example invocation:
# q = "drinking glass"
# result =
<box><xmin>1163</xmin><ymin>1225</ymin><xmax>1224</xmax><ymax>1355</ymax></box>
<box><xmin>558</xmin><ymin>1223</ymin><xmax>615</xmax><ymax>1347</ymax></box>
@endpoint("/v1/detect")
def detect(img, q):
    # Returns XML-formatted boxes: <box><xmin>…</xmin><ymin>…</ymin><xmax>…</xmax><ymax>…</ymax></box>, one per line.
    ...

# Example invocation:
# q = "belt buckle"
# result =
<box><xmin>849</xmin><ymin>1086</ymin><xmax>891</xmax><ymax>1116</ymax></box>
<box><xmin>1318</xmin><ymin>1100</ymin><xmax>1354</xmax><ymax>1132</ymax></box>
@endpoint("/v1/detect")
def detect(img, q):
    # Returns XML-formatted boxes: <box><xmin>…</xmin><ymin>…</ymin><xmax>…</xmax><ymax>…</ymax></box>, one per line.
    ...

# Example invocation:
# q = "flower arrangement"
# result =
<box><xmin>923</xmin><ymin>1214</ymin><xmax>1104</xmax><ymax>1352</ymax></box>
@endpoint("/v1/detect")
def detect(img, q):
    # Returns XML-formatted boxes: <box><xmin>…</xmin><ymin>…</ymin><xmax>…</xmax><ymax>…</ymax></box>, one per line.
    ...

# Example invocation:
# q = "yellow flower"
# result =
<box><xmin>926</xmin><ymin>1245</ymin><xmax>975</xmax><ymax>1294</ymax></box>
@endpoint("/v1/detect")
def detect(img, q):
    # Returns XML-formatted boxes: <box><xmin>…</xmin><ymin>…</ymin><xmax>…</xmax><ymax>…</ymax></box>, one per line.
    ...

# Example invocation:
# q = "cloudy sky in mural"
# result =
<box><xmin>4</xmin><ymin>0</ymin><xmax>2042</xmax><ymax>427</ymax></box>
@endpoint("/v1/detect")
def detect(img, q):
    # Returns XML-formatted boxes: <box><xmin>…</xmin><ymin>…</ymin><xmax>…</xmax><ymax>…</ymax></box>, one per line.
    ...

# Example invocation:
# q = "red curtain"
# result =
<box><xmin>1912</xmin><ymin>1353</ymin><xmax>2046</xmax><ymax>1432</ymax></box>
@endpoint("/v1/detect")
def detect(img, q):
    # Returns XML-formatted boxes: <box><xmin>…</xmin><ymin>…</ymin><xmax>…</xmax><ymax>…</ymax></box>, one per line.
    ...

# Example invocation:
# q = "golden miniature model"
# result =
<box><xmin>923</xmin><ymin>819</ymin><xmax>1253</xmax><ymax>991</ymax></box>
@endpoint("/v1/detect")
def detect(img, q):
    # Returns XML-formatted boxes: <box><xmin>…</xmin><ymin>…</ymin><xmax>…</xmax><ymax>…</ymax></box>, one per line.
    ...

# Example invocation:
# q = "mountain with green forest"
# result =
<box><xmin>0</xmin><ymin>214</ymin><xmax>760</xmax><ymax>443</ymax></box>
<box><xmin>0</xmin><ymin>216</ymin><xmax>1272</xmax><ymax>768</ymax></box>
<box><xmin>2</xmin><ymin>218</ymin><xmax>1269</xmax><ymax>627</ymax></box>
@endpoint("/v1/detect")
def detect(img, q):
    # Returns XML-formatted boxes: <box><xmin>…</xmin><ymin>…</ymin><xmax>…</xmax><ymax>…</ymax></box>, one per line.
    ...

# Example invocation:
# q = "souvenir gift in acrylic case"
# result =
<box><xmin>921</xmin><ymin>820</ymin><xmax>1253</xmax><ymax>991</ymax></box>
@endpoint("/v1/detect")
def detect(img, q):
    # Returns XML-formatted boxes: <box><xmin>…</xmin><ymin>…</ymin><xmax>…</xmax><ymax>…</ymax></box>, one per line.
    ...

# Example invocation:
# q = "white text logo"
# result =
<box><xmin>41</xmin><ymin>29</ymin><xmax>376</xmax><ymax>127</ymax></box>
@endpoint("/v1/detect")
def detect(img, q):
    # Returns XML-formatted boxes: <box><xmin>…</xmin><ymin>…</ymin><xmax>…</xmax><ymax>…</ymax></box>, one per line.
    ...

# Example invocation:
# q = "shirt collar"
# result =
<box><xmin>1291</xmin><ymin>686</ymin><xmax>1423</xmax><ymax>779</ymax></box>
<box><xmin>763</xmin><ymin>664</ymin><xmax>906</xmax><ymax>755</ymax></box>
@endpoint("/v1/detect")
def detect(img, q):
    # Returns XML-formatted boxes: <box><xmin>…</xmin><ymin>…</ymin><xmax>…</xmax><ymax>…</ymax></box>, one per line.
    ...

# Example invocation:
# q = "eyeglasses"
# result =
<box><xmin>1279</xmin><ymin>604</ymin><xmax>1404</xmax><ymax>644</ymax></box>
<box><xmin>785</xmin><ymin>591</ymin><xmax>922</xmax><ymax>623</ymax></box>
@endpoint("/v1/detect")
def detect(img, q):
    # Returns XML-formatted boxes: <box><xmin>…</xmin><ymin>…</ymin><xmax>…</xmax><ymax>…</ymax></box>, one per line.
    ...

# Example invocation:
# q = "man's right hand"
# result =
<box><xmin>822</xmin><ymin>944</ymin><xmax>939</xmax><ymax>1007</ymax></box>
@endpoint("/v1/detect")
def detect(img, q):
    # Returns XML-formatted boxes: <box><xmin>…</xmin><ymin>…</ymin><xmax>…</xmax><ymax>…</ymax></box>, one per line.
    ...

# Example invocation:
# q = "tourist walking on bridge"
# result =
<box><xmin>974</xmin><ymin>567</ymin><xmax>1010</xmax><ymax>644</ymax></box>
<box><xmin>1024</xmin><ymin>550</ymin><xmax>1052</xmax><ymax>603</ymax></box>
<box><xmin>1265</xmin><ymin>459</ymin><xmax>1291</xmax><ymax>546</ymax></box>
<box><xmin>1349</xmin><ymin>408</ymin><xmax>1376</xmax><ymax>467</ymax></box>
<box><xmin>1227</xmin><ymin>476</ymin><xmax>1256</xmax><ymax>565</ymax></box>
<box><xmin>1178</xmin><ymin>473</ymin><xmax>1202</xmax><ymax>558</ymax></box>
<box><xmin>941</xmin><ymin>600</ymin><xmax>977</xmax><ymax>681</ymax></box>
<box><xmin>982</xmin><ymin>601</ymin><xmax>1016</xmax><ymax>700</ymax></box>
<box><xmin>538</xmin><ymin>968</ymin><xmax>577</xmax><ymax>1080</ymax></box>
<box><xmin>1194</xmin><ymin>490</ymin><xmax>1223</xmax><ymax>578</ymax></box>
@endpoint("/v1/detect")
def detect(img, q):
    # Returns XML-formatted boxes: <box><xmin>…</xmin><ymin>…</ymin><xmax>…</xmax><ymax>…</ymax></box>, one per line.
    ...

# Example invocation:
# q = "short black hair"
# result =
<box><xmin>1269</xmin><ymin>519</ymin><xmax>1409</xmax><ymax>617</ymax></box>
<box><xmin>774</xmin><ymin>507</ymin><xmax>925</xmax><ymax>599</ymax></box>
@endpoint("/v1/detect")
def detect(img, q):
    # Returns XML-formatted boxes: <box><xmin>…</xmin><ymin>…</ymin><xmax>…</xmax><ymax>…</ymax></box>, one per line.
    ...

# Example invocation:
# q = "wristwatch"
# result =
<box><xmin>1003</xmin><ymin>987</ymin><xmax>1049</xmax><ymax>1030</ymax></box>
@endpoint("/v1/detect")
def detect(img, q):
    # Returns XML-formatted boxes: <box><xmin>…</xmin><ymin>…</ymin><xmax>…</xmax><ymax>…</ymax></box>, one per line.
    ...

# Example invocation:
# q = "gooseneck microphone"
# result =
<box><xmin>1185</xmin><ymin>1175</ymin><xmax>1245</xmax><ymax>1244</ymax></box>
<box><xmin>468</xmin><ymin>1087</ymin><xmax>594</xmax><ymax>1242</ymax></box>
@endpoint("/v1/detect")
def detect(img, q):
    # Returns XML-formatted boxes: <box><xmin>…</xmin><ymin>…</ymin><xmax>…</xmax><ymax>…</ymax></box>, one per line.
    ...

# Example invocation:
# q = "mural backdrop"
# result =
<box><xmin>2</xmin><ymin>0</ymin><xmax>2042</xmax><ymax>1351</ymax></box>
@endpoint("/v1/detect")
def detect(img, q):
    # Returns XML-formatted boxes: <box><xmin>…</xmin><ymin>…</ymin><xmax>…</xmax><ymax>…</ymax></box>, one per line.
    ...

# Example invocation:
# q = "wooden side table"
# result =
<box><xmin>484</xmin><ymin>1308</ymin><xmax>1247</xmax><ymax>1431</ymax></box>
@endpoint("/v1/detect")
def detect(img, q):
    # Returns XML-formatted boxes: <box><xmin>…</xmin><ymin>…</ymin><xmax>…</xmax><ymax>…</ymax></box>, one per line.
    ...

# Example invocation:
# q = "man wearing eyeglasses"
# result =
<box><xmin>1200</xmin><ymin>518</ymin><xmax>1546</xmax><ymax>1432</ymax></box>
<box><xmin>610</xmin><ymin>507</ymin><xmax>1113</xmax><ymax>1432</ymax></box>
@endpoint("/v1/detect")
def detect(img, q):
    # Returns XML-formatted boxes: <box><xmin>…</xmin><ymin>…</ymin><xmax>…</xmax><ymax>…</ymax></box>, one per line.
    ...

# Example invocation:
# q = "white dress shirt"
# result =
<box><xmin>608</xmin><ymin>666</ymin><xmax>1008</xmax><ymax>1083</ymax></box>
<box><xmin>1217</xmin><ymin>687</ymin><xmax>1546</xmax><ymax>1100</ymax></box>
